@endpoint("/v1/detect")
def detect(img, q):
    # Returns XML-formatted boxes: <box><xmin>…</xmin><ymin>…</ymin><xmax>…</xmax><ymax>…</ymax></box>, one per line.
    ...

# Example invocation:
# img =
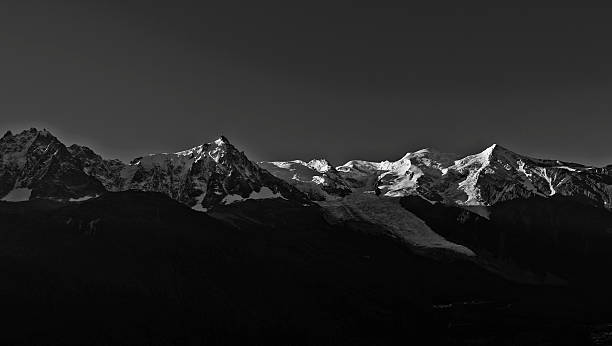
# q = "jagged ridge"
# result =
<box><xmin>1</xmin><ymin>129</ymin><xmax>309</xmax><ymax>209</ymax></box>
<box><xmin>0</xmin><ymin>128</ymin><xmax>105</xmax><ymax>201</ymax></box>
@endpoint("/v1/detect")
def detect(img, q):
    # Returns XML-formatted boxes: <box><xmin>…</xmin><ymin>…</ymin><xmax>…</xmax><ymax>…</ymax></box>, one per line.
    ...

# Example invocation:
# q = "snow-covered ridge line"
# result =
<box><xmin>328</xmin><ymin>143</ymin><xmax>612</xmax><ymax>209</ymax></box>
<box><xmin>2</xmin><ymin>128</ymin><xmax>611</xmax><ymax>210</ymax></box>
<box><xmin>259</xmin><ymin>158</ymin><xmax>352</xmax><ymax>201</ymax></box>
<box><xmin>266</xmin><ymin>143</ymin><xmax>611</xmax><ymax>210</ymax></box>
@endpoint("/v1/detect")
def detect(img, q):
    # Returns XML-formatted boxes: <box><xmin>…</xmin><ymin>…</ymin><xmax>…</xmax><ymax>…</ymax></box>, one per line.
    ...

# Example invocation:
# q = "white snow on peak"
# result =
<box><xmin>449</xmin><ymin>144</ymin><xmax>504</xmax><ymax>205</ymax></box>
<box><xmin>213</xmin><ymin>136</ymin><xmax>228</xmax><ymax>146</ymax></box>
<box><xmin>263</xmin><ymin>160</ymin><xmax>334</xmax><ymax>185</ymax></box>
<box><xmin>336</xmin><ymin>148</ymin><xmax>457</xmax><ymax>196</ymax></box>
<box><xmin>129</xmin><ymin>137</ymin><xmax>234</xmax><ymax>177</ymax></box>
<box><xmin>453</xmin><ymin>144</ymin><xmax>497</xmax><ymax>169</ymax></box>
<box><xmin>260</xmin><ymin>159</ymin><xmax>351</xmax><ymax>201</ymax></box>
<box><xmin>1</xmin><ymin>188</ymin><xmax>32</xmax><ymax>202</ymax></box>
<box><xmin>176</xmin><ymin>144</ymin><xmax>205</xmax><ymax>158</ymax></box>
<box><xmin>267</xmin><ymin>159</ymin><xmax>333</xmax><ymax>174</ymax></box>
<box><xmin>338</xmin><ymin>148</ymin><xmax>456</xmax><ymax>173</ymax></box>
<box><xmin>485</xmin><ymin>143</ymin><xmax>498</xmax><ymax>153</ymax></box>
<box><xmin>307</xmin><ymin>159</ymin><xmax>332</xmax><ymax>173</ymax></box>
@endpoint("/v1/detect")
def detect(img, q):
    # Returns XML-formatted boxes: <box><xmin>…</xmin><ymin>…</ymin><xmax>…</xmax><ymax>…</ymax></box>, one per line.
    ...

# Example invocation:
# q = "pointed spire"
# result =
<box><xmin>483</xmin><ymin>143</ymin><xmax>516</xmax><ymax>156</ymax></box>
<box><xmin>213</xmin><ymin>135</ymin><xmax>231</xmax><ymax>146</ymax></box>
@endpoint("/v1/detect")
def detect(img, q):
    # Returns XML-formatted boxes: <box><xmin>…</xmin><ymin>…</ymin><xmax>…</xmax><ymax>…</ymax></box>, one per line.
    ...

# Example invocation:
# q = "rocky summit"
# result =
<box><xmin>0</xmin><ymin>128</ymin><xmax>105</xmax><ymax>201</ymax></box>
<box><xmin>1</xmin><ymin>129</ymin><xmax>309</xmax><ymax>209</ymax></box>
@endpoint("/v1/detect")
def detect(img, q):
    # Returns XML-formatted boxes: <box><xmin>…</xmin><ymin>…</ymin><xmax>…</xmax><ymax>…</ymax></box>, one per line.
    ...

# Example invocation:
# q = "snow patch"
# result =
<box><xmin>251</xmin><ymin>187</ymin><xmax>283</xmax><ymax>200</ymax></box>
<box><xmin>222</xmin><ymin>193</ymin><xmax>246</xmax><ymax>204</ymax></box>
<box><xmin>213</xmin><ymin>137</ymin><xmax>226</xmax><ymax>146</ymax></box>
<box><xmin>556</xmin><ymin>166</ymin><xmax>579</xmax><ymax>172</ymax></box>
<box><xmin>192</xmin><ymin>193</ymin><xmax>208</xmax><ymax>212</ymax></box>
<box><xmin>269</xmin><ymin>161</ymin><xmax>296</xmax><ymax>170</ymax></box>
<box><xmin>312</xmin><ymin>176</ymin><xmax>326</xmax><ymax>184</ymax></box>
<box><xmin>1</xmin><ymin>188</ymin><xmax>32</xmax><ymax>202</ymax></box>
<box><xmin>542</xmin><ymin>168</ymin><xmax>556</xmax><ymax>196</ymax></box>
<box><xmin>221</xmin><ymin>187</ymin><xmax>285</xmax><ymax>205</ymax></box>
<box><xmin>69</xmin><ymin>195</ymin><xmax>98</xmax><ymax>202</ymax></box>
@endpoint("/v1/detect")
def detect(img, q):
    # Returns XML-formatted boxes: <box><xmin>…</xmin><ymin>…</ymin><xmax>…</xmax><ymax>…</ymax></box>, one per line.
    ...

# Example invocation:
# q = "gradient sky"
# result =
<box><xmin>0</xmin><ymin>2</ymin><xmax>611</xmax><ymax>166</ymax></box>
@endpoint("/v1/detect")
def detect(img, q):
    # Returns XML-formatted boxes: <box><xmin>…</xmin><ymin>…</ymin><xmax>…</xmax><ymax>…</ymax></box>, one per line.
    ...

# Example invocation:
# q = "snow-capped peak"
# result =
<box><xmin>139</xmin><ymin>136</ymin><xmax>236</xmax><ymax>169</ymax></box>
<box><xmin>213</xmin><ymin>135</ymin><xmax>230</xmax><ymax>146</ymax></box>
<box><xmin>115</xmin><ymin>135</ymin><xmax>309</xmax><ymax>210</ymax></box>
<box><xmin>453</xmin><ymin>144</ymin><xmax>497</xmax><ymax>171</ymax></box>
<box><xmin>307</xmin><ymin>159</ymin><xmax>332</xmax><ymax>173</ymax></box>
<box><xmin>259</xmin><ymin>158</ymin><xmax>352</xmax><ymax>201</ymax></box>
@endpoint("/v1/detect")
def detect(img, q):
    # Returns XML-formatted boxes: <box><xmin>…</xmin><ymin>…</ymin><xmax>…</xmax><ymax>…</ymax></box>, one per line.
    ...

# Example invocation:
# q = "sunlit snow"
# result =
<box><xmin>69</xmin><ymin>195</ymin><xmax>98</xmax><ymax>202</ymax></box>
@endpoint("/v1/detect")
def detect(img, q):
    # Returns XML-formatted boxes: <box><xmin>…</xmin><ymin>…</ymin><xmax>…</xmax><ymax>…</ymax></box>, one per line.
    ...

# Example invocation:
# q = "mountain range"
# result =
<box><xmin>3</xmin><ymin>128</ymin><xmax>611</xmax><ymax>210</ymax></box>
<box><xmin>2</xmin><ymin>128</ymin><xmax>611</xmax><ymax>256</ymax></box>
<box><xmin>1</xmin><ymin>127</ymin><xmax>612</xmax><ymax>345</ymax></box>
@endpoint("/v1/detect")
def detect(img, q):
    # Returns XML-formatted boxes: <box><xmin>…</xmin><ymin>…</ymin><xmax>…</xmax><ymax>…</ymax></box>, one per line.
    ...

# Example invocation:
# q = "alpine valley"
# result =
<box><xmin>2</xmin><ymin>128</ymin><xmax>612</xmax><ymax>345</ymax></box>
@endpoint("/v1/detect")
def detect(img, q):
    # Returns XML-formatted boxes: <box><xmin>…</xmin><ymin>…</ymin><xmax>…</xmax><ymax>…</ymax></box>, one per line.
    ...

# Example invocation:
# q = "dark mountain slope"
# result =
<box><xmin>0</xmin><ymin>191</ymin><xmax>556</xmax><ymax>345</ymax></box>
<box><xmin>401</xmin><ymin>195</ymin><xmax>612</xmax><ymax>316</ymax></box>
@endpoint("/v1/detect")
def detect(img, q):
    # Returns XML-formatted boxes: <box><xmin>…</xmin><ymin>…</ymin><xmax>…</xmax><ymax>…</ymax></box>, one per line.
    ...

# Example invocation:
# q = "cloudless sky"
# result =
<box><xmin>1</xmin><ymin>2</ymin><xmax>611</xmax><ymax>166</ymax></box>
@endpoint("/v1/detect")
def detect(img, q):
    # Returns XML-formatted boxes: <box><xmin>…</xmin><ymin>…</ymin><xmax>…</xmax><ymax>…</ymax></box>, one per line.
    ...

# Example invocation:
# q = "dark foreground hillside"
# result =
<box><xmin>0</xmin><ymin>192</ymin><xmax>598</xmax><ymax>345</ymax></box>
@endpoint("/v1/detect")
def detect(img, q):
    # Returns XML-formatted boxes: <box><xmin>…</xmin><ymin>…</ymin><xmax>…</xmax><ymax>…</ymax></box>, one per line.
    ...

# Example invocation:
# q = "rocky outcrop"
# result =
<box><xmin>0</xmin><ymin>129</ymin><xmax>105</xmax><ymax>200</ymax></box>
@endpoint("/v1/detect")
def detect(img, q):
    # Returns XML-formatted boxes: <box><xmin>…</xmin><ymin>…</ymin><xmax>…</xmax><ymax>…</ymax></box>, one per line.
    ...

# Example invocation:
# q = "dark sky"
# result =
<box><xmin>1</xmin><ymin>2</ymin><xmax>611</xmax><ymax>166</ymax></box>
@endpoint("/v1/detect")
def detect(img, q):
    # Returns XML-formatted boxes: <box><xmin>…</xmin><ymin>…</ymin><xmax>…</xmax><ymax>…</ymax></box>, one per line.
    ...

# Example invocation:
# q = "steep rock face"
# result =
<box><xmin>435</xmin><ymin>144</ymin><xmax>612</xmax><ymax>208</ymax></box>
<box><xmin>259</xmin><ymin>159</ymin><xmax>352</xmax><ymax>200</ymax></box>
<box><xmin>1</xmin><ymin>129</ymin><xmax>309</xmax><ymax>209</ymax></box>
<box><xmin>0</xmin><ymin>129</ymin><xmax>105</xmax><ymax>201</ymax></box>
<box><xmin>67</xmin><ymin>144</ymin><xmax>125</xmax><ymax>190</ymax></box>
<box><xmin>102</xmin><ymin>137</ymin><xmax>310</xmax><ymax>210</ymax></box>
<box><xmin>414</xmin><ymin>144</ymin><xmax>558</xmax><ymax>205</ymax></box>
